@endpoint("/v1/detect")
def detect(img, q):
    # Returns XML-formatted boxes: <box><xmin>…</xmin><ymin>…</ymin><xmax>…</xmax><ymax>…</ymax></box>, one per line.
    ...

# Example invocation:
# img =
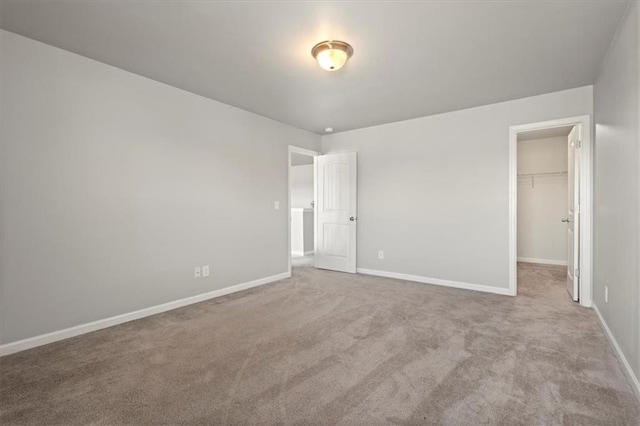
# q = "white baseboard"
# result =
<box><xmin>0</xmin><ymin>272</ymin><xmax>290</xmax><ymax>357</ymax></box>
<box><xmin>518</xmin><ymin>257</ymin><xmax>568</xmax><ymax>266</ymax></box>
<box><xmin>356</xmin><ymin>268</ymin><xmax>513</xmax><ymax>296</ymax></box>
<box><xmin>292</xmin><ymin>250</ymin><xmax>314</xmax><ymax>257</ymax></box>
<box><xmin>593</xmin><ymin>303</ymin><xmax>640</xmax><ymax>402</ymax></box>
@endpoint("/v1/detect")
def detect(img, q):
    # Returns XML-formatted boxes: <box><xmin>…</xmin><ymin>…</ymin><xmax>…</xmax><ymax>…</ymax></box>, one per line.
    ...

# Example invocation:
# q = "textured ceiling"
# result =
<box><xmin>0</xmin><ymin>0</ymin><xmax>629</xmax><ymax>134</ymax></box>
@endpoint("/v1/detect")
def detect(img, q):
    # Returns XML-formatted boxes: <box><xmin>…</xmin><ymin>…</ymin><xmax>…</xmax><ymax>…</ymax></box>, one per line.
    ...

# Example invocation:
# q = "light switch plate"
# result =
<box><xmin>202</xmin><ymin>265</ymin><xmax>210</xmax><ymax>277</ymax></box>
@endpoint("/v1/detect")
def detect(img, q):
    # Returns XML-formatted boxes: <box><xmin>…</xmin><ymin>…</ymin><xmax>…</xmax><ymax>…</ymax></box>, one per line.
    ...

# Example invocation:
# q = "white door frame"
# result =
<box><xmin>508</xmin><ymin>115</ymin><xmax>593</xmax><ymax>307</ymax></box>
<box><xmin>288</xmin><ymin>146</ymin><xmax>321</xmax><ymax>276</ymax></box>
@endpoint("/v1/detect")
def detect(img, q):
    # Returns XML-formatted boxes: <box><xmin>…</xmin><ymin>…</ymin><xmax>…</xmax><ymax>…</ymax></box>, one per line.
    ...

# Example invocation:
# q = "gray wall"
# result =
<box><xmin>322</xmin><ymin>86</ymin><xmax>592</xmax><ymax>290</ymax></box>
<box><xmin>290</xmin><ymin>165</ymin><xmax>314</xmax><ymax>208</ymax></box>
<box><xmin>303</xmin><ymin>210</ymin><xmax>314</xmax><ymax>253</ymax></box>
<box><xmin>0</xmin><ymin>31</ymin><xmax>320</xmax><ymax>344</ymax></box>
<box><xmin>593</xmin><ymin>2</ymin><xmax>639</xmax><ymax>379</ymax></box>
<box><xmin>291</xmin><ymin>153</ymin><xmax>314</xmax><ymax>166</ymax></box>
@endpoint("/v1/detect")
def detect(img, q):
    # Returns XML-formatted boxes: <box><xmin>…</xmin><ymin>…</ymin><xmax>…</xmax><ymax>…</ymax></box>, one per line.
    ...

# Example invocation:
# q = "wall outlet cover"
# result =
<box><xmin>194</xmin><ymin>266</ymin><xmax>201</xmax><ymax>278</ymax></box>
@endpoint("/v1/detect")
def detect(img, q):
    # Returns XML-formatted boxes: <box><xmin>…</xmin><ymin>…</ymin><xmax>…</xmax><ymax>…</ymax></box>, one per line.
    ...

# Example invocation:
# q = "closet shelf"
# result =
<box><xmin>517</xmin><ymin>171</ymin><xmax>568</xmax><ymax>177</ymax></box>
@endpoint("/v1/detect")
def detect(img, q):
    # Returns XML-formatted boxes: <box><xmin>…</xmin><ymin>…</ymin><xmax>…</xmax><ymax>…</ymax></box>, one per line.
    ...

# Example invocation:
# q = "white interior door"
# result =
<box><xmin>315</xmin><ymin>152</ymin><xmax>357</xmax><ymax>273</ymax></box>
<box><xmin>566</xmin><ymin>126</ymin><xmax>580</xmax><ymax>301</ymax></box>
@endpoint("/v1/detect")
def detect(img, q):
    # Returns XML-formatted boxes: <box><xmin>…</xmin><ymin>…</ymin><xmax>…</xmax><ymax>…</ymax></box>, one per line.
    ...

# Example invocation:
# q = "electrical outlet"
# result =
<box><xmin>378</xmin><ymin>250</ymin><xmax>384</xmax><ymax>260</ymax></box>
<box><xmin>274</xmin><ymin>201</ymin><xmax>280</xmax><ymax>210</ymax></box>
<box><xmin>605</xmin><ymin>286</ymin><xmax>608</xmax><ymax>303</ymax></box>
<box><xmin>194</xmin><ymin>266</ymin><xmax>201</xmax><ymax>278</ymax></box>
<box><xmin>202</xmin><ymin>265</ymin><xmax>210</xmax><ymax>277</ymax></box>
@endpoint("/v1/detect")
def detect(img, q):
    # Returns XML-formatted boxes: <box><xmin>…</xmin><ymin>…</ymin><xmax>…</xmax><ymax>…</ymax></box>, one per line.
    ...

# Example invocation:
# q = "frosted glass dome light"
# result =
<box><xmin>311</xmin><ymin>40</ymin><xmax>354</xmax><ymax>71</ymax></box>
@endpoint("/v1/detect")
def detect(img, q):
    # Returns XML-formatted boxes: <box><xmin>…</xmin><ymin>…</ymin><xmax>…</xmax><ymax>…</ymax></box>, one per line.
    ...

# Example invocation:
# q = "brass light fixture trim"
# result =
<box><xmin>311</xmin><ymin>40</ymin><xmax>354</xmax><ymax>71</ymax></box>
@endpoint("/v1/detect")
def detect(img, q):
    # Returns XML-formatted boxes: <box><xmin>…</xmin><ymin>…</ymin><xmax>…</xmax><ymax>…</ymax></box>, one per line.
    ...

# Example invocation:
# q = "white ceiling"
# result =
<box><xmin>518</xmin><ymin>125</ymin><xmax>574</xmax><ymax>142</ymax></box>
<box><xmin>0</xmin><ymin>1</ymin><xmax>629</xmax><ymax>134</ymax></box>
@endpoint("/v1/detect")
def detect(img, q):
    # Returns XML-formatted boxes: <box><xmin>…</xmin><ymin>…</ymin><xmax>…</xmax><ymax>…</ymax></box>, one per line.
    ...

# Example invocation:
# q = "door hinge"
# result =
<box><xmin>575</xmin><ymin>268</ymin><xmax>580</xmax><ymax>278</ymax></box>
<box><xmin>577</xmin><ymin>140</ymin><xmax>582</xmax><ymax>148</ymax></box>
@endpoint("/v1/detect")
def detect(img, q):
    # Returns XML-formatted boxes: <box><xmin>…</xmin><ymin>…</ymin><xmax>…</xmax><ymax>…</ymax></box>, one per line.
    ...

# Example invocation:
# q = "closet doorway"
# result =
<box><xmin>508</xmin><ymin>116</ymin><xmax>592</xmax><ymax>307</ymax></box>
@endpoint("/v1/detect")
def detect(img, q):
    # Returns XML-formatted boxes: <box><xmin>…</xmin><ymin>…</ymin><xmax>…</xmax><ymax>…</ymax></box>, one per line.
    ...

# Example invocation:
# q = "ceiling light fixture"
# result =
<box><xmin>311</xmin><ymin>40</ymin><xmax>354</xmax><ymax>71</ymax></box>
<box><xmin>325</xmin><ymin>127</ymin><xmax>334</xmax><ymax>133</ymax></box>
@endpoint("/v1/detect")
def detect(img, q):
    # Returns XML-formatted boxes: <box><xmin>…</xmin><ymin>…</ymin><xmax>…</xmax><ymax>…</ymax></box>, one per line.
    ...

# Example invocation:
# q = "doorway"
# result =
<box><xmin>509</xmin><ymin>116</ymin><xmax>593</xmax><ymax>307</ymax></box>
<box><xmin>287</xmin><ymin>147</ymin><xmax>358</xmax><ymax>275</ymax></box>
<box><xmin>288</xmin><ymin>147</ymin><xmax>319</xmax><ymax>274</ymax></box>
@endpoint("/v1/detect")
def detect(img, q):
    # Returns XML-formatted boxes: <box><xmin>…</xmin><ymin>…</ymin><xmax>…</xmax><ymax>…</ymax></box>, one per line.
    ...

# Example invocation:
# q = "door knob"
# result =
<box><xmin>561</xmin><ymin>218</ymin><xmax>570</xmax><ymax>223</ymax></box>
<box><xmin>350</xmin><ymin>217</ymin><xmax>356</xmax><ymax>221</ymax></box>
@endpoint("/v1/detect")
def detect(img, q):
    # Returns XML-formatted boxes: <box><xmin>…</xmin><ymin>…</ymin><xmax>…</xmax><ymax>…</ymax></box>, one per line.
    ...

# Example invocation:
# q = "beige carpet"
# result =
<box><xmin>291</xmin><ymin>254</ymin><xmax>314</xmax><ymax>268</ymax></box>
<box><xmin>1</xmin><ymin>263</ymin><xmax>639</xmax><ymax>425</ymax></box>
